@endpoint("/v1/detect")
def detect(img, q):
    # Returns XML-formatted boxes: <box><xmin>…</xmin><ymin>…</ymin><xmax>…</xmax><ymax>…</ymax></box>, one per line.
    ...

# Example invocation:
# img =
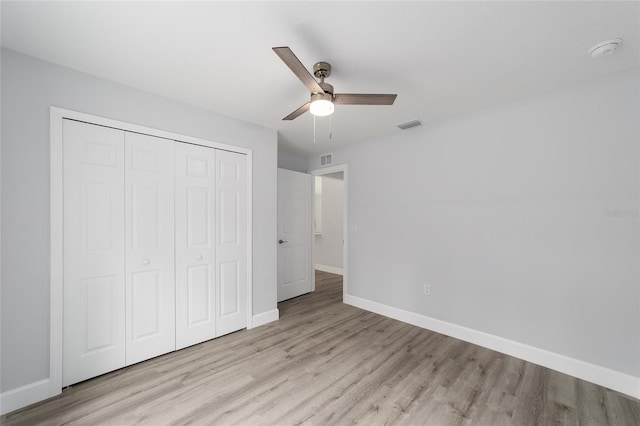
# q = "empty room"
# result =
<box><xmin>1</xmin><ymin>1</ymin><xmax>639</xmax><ymax>424</ymax></box>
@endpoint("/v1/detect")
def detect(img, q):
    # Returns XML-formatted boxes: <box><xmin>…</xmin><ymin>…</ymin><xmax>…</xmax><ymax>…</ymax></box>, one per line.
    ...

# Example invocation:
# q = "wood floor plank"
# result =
<box><xmin>2</xmin><ymin>271</ymin><xmax>638</xmax><ymax>425</ymax></box>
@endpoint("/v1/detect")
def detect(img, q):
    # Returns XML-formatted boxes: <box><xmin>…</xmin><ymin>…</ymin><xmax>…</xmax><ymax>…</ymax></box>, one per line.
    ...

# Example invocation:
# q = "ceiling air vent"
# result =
<box><xmin>320</xmin><ymin>153</ymin><xmax>333</xmax><ymax>166</ymax></box>
<box><xmin>397</xmin><ymin>119</ymin><xmax>422</xmax><ymax>130</ymax></box>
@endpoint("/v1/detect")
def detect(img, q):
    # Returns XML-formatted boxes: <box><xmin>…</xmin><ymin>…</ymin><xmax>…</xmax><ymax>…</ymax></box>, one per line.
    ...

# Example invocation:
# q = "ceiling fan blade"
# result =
<box><xmin>334</xmin><ymin>93</ymin><xmax>397</xmax><ymax>105</ymax></box>
<box><xmin>283</xmin><ymin>102</ymin><xmax>311</xmax><ymax>120</ymax></box>
<box><xmin>273</xmin><ymin>47</ymin><xmax>324</xmax><ymax>94</ymax></box>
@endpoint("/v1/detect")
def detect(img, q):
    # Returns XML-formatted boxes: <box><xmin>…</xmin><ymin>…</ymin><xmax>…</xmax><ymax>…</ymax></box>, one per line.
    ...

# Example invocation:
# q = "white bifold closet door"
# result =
<box><xmin>63</xmin><ymin>122</ymin><xmax>177</xmax><ymax>384</ymax></box>
<box><xmin>63</xmin><ymin>120</ymin><xmax>127</xmax><ymax>387</ymax></box>
<box><xmin>63</xmin><ymin>119</ymin><xmax>248</xmax><ymax>386</ymax></box>
<box><xmin>175</xmin><ymin>143</ymin><xmax>216</xmax><ymax>350</ymax></box>
<box><xmin>124</xmin><ymin>132</ymin><xmax>176</xmax><ymax>365</ymax></box>
<box><xmin>175</xmin><ymin>146</ymin><xmax>248</xmax><ymax>346</ymax></box>
<box><xmin>215</xmin><ymin>150</ymin><xmax>248</xmax><ymax>336</ymax></box>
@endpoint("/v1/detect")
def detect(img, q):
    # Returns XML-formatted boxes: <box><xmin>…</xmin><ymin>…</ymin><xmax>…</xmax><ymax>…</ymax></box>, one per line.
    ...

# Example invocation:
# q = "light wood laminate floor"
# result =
<box><xmin>2</xmin><ymin>271</ymin><xmax>639</xmax><ymax>425</ymax></box>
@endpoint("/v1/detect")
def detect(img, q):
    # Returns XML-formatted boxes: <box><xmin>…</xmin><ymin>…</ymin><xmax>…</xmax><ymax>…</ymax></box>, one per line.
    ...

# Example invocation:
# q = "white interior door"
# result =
<box><xmin>215</xmin><ymin>150</ymin><xmax>248</xmax><ymax>336</ymax></box>
<box><xmin>277</xmin><ymin>168</ymin><xmax>312</xmax><ymax>302</ymax></box>
<box><xmin>175</xmin><ymin>142</ymin><xmax>216</xmax><ymax>349</ymax></box>
<box><xmin>124</xmin><ymin>132</ymin><xmax>176</xmax><ymax>365</ymax></box>
<box><xmin>63</xmin><ymin>120</ymin><xmax>126</xmax><ymax>386</ymax></box>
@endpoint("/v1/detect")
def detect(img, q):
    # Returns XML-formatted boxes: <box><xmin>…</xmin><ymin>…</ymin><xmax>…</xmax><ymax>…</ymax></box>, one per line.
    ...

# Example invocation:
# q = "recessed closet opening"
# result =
<box><xmin>50</xmin><ymin>108</ymin><xmax>253</xmax><ymax>394</ymax></box>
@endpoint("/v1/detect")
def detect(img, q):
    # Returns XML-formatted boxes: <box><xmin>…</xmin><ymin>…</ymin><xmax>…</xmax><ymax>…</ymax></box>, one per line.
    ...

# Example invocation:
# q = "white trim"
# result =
<box><xmin>314</xmin><ymin>264</ymin><xmax>344</xmax><ymax>275</ymax></box>
<box><xmin>0</xmin><ymin>379</ymin><xmax>51</xmax><ymax>415</ymax></box>
<box><xmin>50</xmin><ymin>107</ymin><xmax>252</xmax><ymax>155</ymax></box>
<box><xmin>250</xmin><ymin>309</ymin><xmax>280</xmax><ymax>328</ymax></box>
<box><xmin>49</xmin><ymin>109</ymin><xmax>64</xmax><ymax>401</ymax></box>
<box><xmin>49</xmin><ymin>107</ymin><xmax>254</xmax><ymax>405</ymax></box>
<box><xmin>309</xmin><ymin>164</ymin><xmax>348</xmax><ymax>302</ymax></box>
<box><xmin>245</xmin><ymin>153</ymin><xmax>253</xmax><ymax>329</ymax></box>
<box><xmin>344</xmin><ymin>294</ymin><xmax>640</xmax><ymax>399</ymax></box>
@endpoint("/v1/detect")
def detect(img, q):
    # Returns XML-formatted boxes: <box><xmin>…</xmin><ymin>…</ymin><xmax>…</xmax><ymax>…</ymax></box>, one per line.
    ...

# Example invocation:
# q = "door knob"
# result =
<box><xmin>142</xmin><ymin>259</ymin><xmax>150</xmax><ymax>266</ymax></box>
<box><xmin>278</xmin><ymin>239</ymin><xmax>288</xmax><ymax>244</ymax></box>
<box><xmin>196</xmin><ymin>254</ymin><xmax>203</xmax><ymax>260</ymax></box>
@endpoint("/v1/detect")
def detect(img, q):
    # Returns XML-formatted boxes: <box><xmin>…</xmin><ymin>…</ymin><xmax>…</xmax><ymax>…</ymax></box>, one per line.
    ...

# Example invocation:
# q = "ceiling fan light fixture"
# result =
<box><xmin>310</xmin><ymin>93</ymin><xmax>334</xmax><ymax>117</ymax></box>
<box><xmin>273</xmin><ymin>47</ymin><xmax>396</xmax><ymax>122</ymax></box>
<box><xmin>310</xmin><ymin>99</ymin><xmax>334</xmax><ymax>116</ymax></box>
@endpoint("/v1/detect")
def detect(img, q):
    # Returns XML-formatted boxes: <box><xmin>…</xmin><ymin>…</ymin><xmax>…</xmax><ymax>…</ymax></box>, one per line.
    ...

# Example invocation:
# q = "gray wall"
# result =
<box><xmin>0</xmin><ymin>49</ymin><xmax>278</xmax><ymax>392</ymax></box>
<box><xmin>314</xmin><ymin>176</ymin><xmax>344</xmax><ymax>269</ymax></box>
<box><xmin>309</xmin><ymin>68</ymin><xmax>640</xmax><ymax>378</ymax></box>
<box><xmin>277</xmin><ymin>149</ymin><xmax>308</xmax><ymax>173</ymax></box>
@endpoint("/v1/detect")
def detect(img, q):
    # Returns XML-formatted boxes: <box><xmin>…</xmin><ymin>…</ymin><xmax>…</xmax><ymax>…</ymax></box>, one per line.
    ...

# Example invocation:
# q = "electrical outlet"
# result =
<box><xmin>349</xmin><ymin>222</ymin><xmax>358</xmax><ymax>232</ymax></box>
<box><xmin>423</xmin><ymin>284</ymin><xmax>431</xmax><ymax>295</ymax></box>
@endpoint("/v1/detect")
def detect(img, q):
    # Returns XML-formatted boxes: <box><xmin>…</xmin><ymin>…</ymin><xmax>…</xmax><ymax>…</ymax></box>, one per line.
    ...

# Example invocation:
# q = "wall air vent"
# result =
<box><xmin>320</xmin><ymin>153</ymin><xmax>333</xmax><ymax>166</ymax></box>
<box><xmin>397</xmin><ymin>119</ymin><xmax>422</xmax><ymax>130</ymax></box>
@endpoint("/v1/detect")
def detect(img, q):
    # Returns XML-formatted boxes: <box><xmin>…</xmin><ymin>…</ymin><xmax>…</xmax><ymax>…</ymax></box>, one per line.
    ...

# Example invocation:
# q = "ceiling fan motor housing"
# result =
<box><xmin>311</xmin><ymin>92</ymin><xmax>333</xmax><ymax>104</ymax></box>
<box><xmin>313</xmin><ymin>61</ymin><xmax>332</xmax><ymax>78</ymax></box>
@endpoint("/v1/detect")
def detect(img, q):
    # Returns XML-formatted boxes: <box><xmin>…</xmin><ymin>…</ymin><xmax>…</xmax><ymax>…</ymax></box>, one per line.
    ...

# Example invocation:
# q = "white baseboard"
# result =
<box><xmin>315</xmin><ymin>264</ymin><xmax>343</xmax><ymax>275</ymax></box>
<box><xmin>0</xmin><ymin>378</ymin><xmax>52</xmax><ymax>415</ymax></box>
<box><xmin>250</xmin><ymin>308</ymin><xmax>279</xmax><ymax>328</ymax></box>
<box><xmin>344</xmin><ymin>294</ymin><xmax>640</xmax><ymax>399</ymax></box>
<box><xmin>1</xmin><ymin>309</ymin><xmax>280</xmax><ymax>415</ymax></box>
<box><xmin>3</xmin><ymin>301</ymin><xmax>636</xmax><ymax>416</ymax></box>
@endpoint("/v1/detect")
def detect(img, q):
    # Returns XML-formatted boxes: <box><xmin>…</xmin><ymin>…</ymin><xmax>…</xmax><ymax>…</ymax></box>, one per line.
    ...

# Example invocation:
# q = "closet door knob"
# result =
<box><xmin>196</xmin><ymin>254</ymin><xmax>203</xmax><ymax>260</ymax></box>
<box><xmin>142</xmin><ymin>259</ymin><xmax>150</xmax><ymax>266</ymax></box>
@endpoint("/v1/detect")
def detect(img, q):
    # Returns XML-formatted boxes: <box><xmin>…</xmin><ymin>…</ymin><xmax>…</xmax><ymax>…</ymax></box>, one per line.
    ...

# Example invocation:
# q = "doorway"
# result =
<box><xmin>310</xmin><ymin>165</ymin><xmax>348</xmax><ymax>300</ymax></box>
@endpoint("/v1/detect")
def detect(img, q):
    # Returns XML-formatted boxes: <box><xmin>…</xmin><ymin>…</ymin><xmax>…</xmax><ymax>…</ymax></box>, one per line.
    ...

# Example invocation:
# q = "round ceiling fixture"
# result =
<box><xmin>589</xmin><ymin>39</ymin><xmax>623</xmax><ymax>58</ymax></box>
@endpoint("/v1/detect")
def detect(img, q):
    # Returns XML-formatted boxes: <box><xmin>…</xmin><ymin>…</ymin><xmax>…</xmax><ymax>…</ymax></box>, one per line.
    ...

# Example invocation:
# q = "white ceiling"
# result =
<box><xmin>2</xmin><ymin>1</ymin><xmax>638</xmax><ymax>155</ymax></box>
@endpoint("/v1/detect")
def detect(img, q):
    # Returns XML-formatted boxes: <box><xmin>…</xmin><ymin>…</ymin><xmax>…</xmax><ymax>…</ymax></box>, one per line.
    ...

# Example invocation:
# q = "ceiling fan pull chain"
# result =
<box><xmin>313</xmin><ymin>115</ymin><xmax>316</xmax><ymax>144</ymax></box>
<box><xmin>329</xmin><ymin>114</ymin><xmax>332</xmax><ymax>140</ymax></box>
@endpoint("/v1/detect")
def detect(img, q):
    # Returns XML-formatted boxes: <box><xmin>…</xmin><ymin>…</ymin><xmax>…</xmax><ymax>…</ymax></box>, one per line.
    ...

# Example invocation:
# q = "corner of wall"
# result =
<box><xmin>251</xmin><ymin>309</ymin><xmax>279</xmax><ymax>328</ymax></box>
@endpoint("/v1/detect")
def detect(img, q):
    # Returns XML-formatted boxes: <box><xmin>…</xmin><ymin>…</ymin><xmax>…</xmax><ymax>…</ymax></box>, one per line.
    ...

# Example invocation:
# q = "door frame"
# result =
<box><xmin>49</xmin><ymin>107</ymin><xmax>253</xmax><ymax>397</ymax></box>
<box><xmin>309</xmin><ymin>164</ymin><xmax>348</xmax><ymax>301</ymax></box>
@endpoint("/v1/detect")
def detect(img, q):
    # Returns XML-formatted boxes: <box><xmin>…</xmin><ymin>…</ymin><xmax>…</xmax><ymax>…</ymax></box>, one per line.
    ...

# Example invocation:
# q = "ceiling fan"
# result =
<box><xmin>273</xmin><ymin>46</ymin><xmax>397</xmax><ymax>120</ymax></box>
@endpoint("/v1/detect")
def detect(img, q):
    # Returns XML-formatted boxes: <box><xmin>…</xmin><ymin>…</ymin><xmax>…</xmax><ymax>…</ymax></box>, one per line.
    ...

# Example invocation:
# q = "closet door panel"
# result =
<box><xmin>175</xmin><ymin>143</ymin><xmax>216</xmax><ymax>349</ymax></box>
<box><xmin>125</xmin><ymin>132</ymin><xmax>175</xmax><ymax>365</ymax></box>
<box><xmin>215</xmin><ymin>150</ymin><xmax>247</xmax><ymax>336</ymax></box>
<box><xmin>63</xmin><ymin>120</ymin><xmax>126</xmax><ymax>386</ymax></box>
